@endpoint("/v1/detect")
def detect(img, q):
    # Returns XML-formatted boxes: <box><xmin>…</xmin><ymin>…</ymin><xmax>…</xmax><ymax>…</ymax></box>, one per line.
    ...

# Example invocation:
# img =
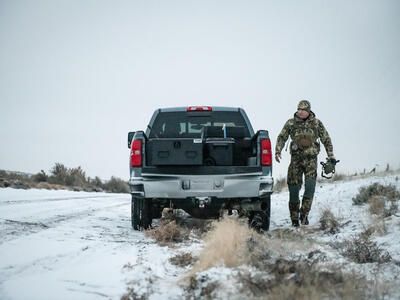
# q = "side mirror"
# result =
<box><xmin>127</xmin><ymin>131</ymin><xmax>135</xmax><ymax>148</ymax></box>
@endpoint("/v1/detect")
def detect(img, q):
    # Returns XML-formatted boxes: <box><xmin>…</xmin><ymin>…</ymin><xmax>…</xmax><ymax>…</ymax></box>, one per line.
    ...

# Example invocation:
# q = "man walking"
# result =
<box><xmin>275</xmin><ymin>100</ymin><xmax>335</xmax><ymax>227</ymax></box>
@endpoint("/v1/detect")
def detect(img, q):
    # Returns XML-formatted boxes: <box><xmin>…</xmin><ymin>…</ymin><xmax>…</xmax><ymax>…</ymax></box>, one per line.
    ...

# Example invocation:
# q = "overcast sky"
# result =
<box><xmin>1</xmin><ymin>0</ymin><xmax>399</xmax><ymax>180</ymax></box>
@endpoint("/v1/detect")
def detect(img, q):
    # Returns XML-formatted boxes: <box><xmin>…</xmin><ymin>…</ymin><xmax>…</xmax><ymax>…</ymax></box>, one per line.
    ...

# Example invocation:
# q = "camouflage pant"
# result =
<box><xmin>287</xmin><ymin>155</ymin><xmax>317</xmax><ymax>221</ymax></box>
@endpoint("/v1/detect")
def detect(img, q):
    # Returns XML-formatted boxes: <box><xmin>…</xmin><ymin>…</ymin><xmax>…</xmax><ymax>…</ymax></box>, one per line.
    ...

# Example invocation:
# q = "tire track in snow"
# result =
<box><xmin>0</xmin><ymin>194</ymin><xmax>118</xmax><ymax>206</ymax></box>
<box><xmin>0</xmin><ymin>200</ymin><xmax>129</xmax><ymax>245</ymax></box>
<box><xmin>0</xmin><ymin>200</ymin><xmax>139</xmax><ymax>288</ymax></box>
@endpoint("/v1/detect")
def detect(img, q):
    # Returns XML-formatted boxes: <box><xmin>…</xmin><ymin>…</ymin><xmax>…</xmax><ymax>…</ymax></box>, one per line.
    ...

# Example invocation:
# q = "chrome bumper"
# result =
<box><xmin>129</xmin><ymin>172</ymin><xmax>273</xmax><ymax>198</ymax></box>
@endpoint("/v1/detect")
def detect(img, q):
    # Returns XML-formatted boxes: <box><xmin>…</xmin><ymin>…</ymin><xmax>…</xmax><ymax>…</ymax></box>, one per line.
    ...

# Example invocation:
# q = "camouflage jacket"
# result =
<box><xmin>275</xmin><ymin>111</ymin><xmax>334</xmax><ymax>158</ymax></box>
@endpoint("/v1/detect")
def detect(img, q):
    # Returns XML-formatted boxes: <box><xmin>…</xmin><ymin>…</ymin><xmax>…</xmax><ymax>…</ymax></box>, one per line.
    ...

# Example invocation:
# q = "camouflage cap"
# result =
<box><xmin>297</xmin><ymin>100</ymin><xmax>311</xmax><ymax>112</ymax></box>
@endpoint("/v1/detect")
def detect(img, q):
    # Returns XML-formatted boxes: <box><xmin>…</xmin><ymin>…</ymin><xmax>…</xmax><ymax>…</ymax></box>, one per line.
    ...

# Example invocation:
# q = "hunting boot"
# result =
<box><xmin>299</xmin><ymin>202</ymin><xmax>310</xmax><ymax>225</ymax></box>
<box><xmin>300</xmin><ymin>178</ymin><xmax>316</xmax><ymax>225</ymax></box>
<box><xmin>288</xmin><ymin>185</ymin><xmax>301</xmax><ymax>227</ymax></box>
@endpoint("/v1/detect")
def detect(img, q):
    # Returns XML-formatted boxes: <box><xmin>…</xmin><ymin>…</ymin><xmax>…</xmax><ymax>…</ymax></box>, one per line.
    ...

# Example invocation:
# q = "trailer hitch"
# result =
<box><xmin>196</xmin><ymin>197</ymin><xmax>211</xmax><ymax>208</ymax></box>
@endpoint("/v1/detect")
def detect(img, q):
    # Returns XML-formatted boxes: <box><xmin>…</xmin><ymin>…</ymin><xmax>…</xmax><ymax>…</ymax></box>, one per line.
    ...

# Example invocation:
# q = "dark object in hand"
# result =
<box><xmin>320</xmin><ymin>158</ymin><xmax>340</xmax><ymax>179</ymax></box>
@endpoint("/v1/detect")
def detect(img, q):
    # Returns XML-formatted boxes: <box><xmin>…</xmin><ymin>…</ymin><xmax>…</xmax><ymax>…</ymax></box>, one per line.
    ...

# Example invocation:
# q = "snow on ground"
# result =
<box><xmin>273</xmin><ymin>173</ymin><xmax>400</xmax><ymax>260</ymax></box>
<box><xmin>0</xmin><ymin>189</ymin><xmax>190</xmax><ymax>300</ymax></box>
<box><xmin>1</xmin><ymin>173</ymin><xmax>400</xmax><ymax>299</ymax></box>
<box><xmin>271</xmin><ymin>173</ymin><xmax>400</xmax><ymax>283</ymax></box>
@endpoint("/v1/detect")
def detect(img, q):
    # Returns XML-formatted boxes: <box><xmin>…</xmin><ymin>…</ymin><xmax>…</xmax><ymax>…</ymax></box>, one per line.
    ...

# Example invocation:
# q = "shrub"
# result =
<box><xmin>65</xmin><ymin>166</ymin><xmax>87</xmax><ymax>187</ymax></box>
<box><xmin>368</xmin><ymin>196</ymin><xmax>385</xmax><ymax>216</ymax></box>
<box><xmin>367</xmin><ymin>196</ymin><xmax>398</xmax><ymax>217</ymax></box>
<box><xmin>48</xmin><ymin>163</ymin><xmax>88</xmax><ymax>187</ymax></box>
<box><xmin>169</xmin><ymin>252</ymin><xmax>195</xmax><ymax>267</ymax></box>
<box><xmin>191</xmin><ymin>218</ymin><xmax>252</xmax><ymax>273</ymax></box>
<box><xmin>91</xmin><ymin>176</ymin><xmax>104</xmax><ymax>188</ymax></box>
<box><xmin>0</xmin><ymin>170</ymin><xmax>32</xmax><ymax>184</ymax></box>
<box><xmin>10</xmin><ymin>180</ymin><xmax>31</xmax><ymax>189</ymax></box>
<box><xmin>32</xmin><ymin>170</ymin><xmax>48</xmax><ymax>183</ymax></box>
<box><xmin>383</xmin><ymin>200</ymin><xmax>398</xmax><ymax>217</ymax></box>
<box><xmin>352</xmin><ymin>183</ymin><xmax>400</xmax><ymax>205</ymax></box>
<box><xmin>1</xmin><ymin>165</ymin><xmax>129</xmax><ymax>193</ymax></box>
<box><xmin>338</xmin><ymin>232</ymin><xmax>391</xmax><ymax>264</ymax></box>
<box><xmin>121</xmin><ymin>287</ymin><xmax>148</xmax><ymax>300</ymax></box>
<box><xmin>319</xmin><ymin>209</ymin><xmax>340</xmax><ymax>234</ymax></box>
<box><xmin>49</xmin><ymin>163</ymin><xmax>69</xmax><ymax>185</ymax></box>
<box><xmin>186</xmin><ymin>275</ymin><xmax>219</xmax><ymax>300</ymax></box>
<box><xmin>102</xmin><ymin>176</ymin><xmax>129</xmax><ymax>193</ymax></box>
<box><xmin>146</xmin><ymin>220</ymin><xmax>189</xmax><ymax>245</ymax></box>
<box><xmin>365</xmin><ymin>220</ymin><xmax>388</xmax><ymax>236</ymax></box>
<box><xmin>237</xmin><ymin>265</ymin><xmax>366</xmax><ymax>300</ymax></box>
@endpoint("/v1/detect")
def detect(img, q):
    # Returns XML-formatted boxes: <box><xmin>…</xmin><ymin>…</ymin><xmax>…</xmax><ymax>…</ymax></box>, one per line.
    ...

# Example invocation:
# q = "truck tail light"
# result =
<box><xmin>187</xmin><ymin>106</ymin><xmax>212</xmax><ymax>112</ymax></box>
<box><xmin>260</xmin><ymin>138</ymin><xmax>272</xmax><ymax>166</ymax></box>
<box><xmin>130</xmin><ymin>139</ymin><xmax>142</xmax><ymax>167</ymax></box>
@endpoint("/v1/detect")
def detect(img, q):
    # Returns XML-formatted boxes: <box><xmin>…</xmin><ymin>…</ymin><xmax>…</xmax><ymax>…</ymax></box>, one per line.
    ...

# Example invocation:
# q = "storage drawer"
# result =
<box><xmin>146</xmin><ymin>138</ymin><xmax>203</xmax><ymax>166</ymax></box>
<box><xmin>205</xmin><ymin>138</ymin><xmax>234</xmax><ymax>166</ymax></box>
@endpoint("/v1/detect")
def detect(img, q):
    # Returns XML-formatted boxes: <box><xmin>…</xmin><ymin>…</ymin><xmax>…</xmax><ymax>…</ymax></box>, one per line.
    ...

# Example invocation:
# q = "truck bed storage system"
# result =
<box><xmin>204</xmin><ymin>138</ymin><xmax>234</xmax><ymax>166</ymax></box>
<box><xmin>146</xmin><ymin>126</ymin><xmax>250</xmax><ymax>167</ymax></box>
<box><xmin>146</xmin><ymin>139</ymin><xmax>203</xmax><ymax>166</ymax></box>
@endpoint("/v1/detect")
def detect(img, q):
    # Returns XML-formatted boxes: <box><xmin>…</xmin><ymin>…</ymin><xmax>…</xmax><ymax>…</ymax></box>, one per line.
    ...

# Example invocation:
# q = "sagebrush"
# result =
<box><xmin>319</xmin><ymin>209</ymin><xmax>340</xmax><ymax>234</ymax></box>
<box><xmin>0</xmin><ymin>163</ymin><xmax>129</xmax><ymax>193</ymax></box>
<box><xmin>146</xmin><ymin>220</ymin><xmax>189</xmax><ymax>245</ymax></box>
<box><xmin>352</xmin><ymin>183</ymin><xmax>400</xmax><ymax>205</ymax></box>
<box><xmin>338</xmin><ymin>232</ymin><xmax>391</xmax><ymax>264</ymax></box>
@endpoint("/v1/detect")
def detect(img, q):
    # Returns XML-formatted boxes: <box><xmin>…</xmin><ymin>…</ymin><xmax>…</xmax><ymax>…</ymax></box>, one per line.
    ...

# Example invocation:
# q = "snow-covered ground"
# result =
<box><xmin>1</xmin><ymin>173</ymin><xmax>400</xmax><ymax>299</ymax></box>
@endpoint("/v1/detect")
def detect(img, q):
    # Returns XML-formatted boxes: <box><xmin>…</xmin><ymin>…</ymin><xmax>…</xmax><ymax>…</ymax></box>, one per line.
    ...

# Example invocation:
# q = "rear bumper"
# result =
<box><xmin>129</xmin><ymin>172</ymin><xmax>273</xmax><ymax>199</ymax></box>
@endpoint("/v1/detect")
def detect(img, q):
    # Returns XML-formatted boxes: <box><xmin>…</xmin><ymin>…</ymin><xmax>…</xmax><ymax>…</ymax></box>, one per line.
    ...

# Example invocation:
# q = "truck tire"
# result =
<box><xmin>249</xmin><ymin>195</ymin><xmax>271</xmax><ymax>232</ymax></box>
<box><xmin>131</xmin><ymin>195</ymin><xmax>140</xmax><ymax>230</ymax></box>
<box><xmin>131</xmin><ymin>195</ymin><xmax>152</xmax><ymax>230</ymax></box>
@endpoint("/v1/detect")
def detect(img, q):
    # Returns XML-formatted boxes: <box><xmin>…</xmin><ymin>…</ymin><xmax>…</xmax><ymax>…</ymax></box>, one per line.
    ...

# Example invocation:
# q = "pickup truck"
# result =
<box><xmin>127</xmin><ymin>106</ymin><xmax>274</xmax><ymax>231</ymax></box>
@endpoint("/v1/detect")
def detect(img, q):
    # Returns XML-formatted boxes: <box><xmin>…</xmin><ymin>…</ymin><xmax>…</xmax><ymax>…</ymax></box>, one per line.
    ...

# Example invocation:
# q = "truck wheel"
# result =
<box><xmin>249</xmin><ymin>195</ymin><xmax>271</xmax><ymax>232</ymax></box>
<box><xmin>131</xmin><ymin>195</ymin><xmax>140</xmax><ymax>230</ymax></box>
<box><xmin>131</xmin><ymin>196</ymin><xmax>152</xmax><ymax>230</ymax></box>
<box><xmin>262</xmin><ymin>195</ymin><xmax>271</xmax><ymax>231</ymax></box>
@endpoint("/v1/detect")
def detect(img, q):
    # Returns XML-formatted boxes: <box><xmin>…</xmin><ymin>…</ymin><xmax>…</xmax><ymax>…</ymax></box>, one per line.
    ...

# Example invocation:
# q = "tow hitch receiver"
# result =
<box><xmin>196</xmin><ymin>197</ymin><xmax>211</xmax><ymax>208</ymax></box>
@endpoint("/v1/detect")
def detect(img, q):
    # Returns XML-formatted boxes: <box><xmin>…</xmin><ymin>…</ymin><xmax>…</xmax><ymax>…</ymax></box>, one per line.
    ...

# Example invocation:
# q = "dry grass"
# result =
<box><xmin>191</xmin><ymin>218</ymin><xmax>253</xmax><ymax>273</ymax></box>
<box><xmin>189</xmin><ymin>218</ymin><xmax>314</xmax><ymax>274</ymax></box>
<box><xmin>161</xmin><ymin>208</ymin><xmax>213</xmax><ymax>237</ymax></box>
<box><xmin>319</xmin><ymin>208</ymin><xmax>340</xmax><ymax>234</ymax></box>
<box><xmin>36</xmin><ymin>182</ymin><xmax>66</xmax><ymax>190</ymax></box>
<box><xmin>366</xmin><ymin>219</ymin><xmax>388</xmax><ymax>236</ymax></box>
<box><xmin>169</xmin><ymin>252</ymin><xmax>195</xmax><ymax>268</ymax></box>
<box><xmin>267</xmin><ymin>227</ymin><xmax>317</xmax><ymax>244</ymax></box>
<box><xmin>121</xmin><ymin>287</ymin><xmax>148</xmax><ymax>300</ymax></box>
<box><xmin>146</xmin><ymin>220</ymin><xmax>189</xmax><ymax>245</ymax></box>
<box><xmin>237</xmin><ymin>265</ymin><xmax>367</xmax><ymax>300</ymax></box>
<box><xmin>368</xmin><ymin>194</ymin><xmax>398</xmax><ymax>218</ymax></box>
<box><xmin>368</xmin><ymin>195</ymin><xmax>386</xmax><ymax>215</ymax></box>
<box><xmin>183</xmin><ymin>217</ymin><xmax>394</xmax><ymax>299</ymax></box>
<box><xmin>384</xmin><ymin>200</ymin><xmax>399</xmax><ymax>217</ymax></box>
<box><xmin>185</xmin><ymin>276</ymin><xmax>219</xmax><ymax>300</ymax></box>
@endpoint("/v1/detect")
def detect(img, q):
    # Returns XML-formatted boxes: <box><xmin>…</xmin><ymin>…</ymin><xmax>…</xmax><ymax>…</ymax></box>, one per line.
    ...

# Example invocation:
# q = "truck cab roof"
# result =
<box><xmin>159</xmin><ymin>106</ymin><xmax>242</xmax><ymax>113</ymax></box>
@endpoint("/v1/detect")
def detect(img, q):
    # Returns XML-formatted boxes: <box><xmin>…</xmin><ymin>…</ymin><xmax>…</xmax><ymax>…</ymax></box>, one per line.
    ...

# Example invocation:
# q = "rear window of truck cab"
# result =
<box><xmin>149</xmin><ymin>111</ymin><xmax>251</xmax><ymax>138</ymax></box>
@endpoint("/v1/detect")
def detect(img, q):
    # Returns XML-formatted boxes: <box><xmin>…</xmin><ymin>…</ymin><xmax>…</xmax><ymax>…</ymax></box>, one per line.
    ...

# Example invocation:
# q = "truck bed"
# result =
<box><xmin>145</xmin><ymin>136</ymin><xmax>255</xmax><ymax>167</ymax></box>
